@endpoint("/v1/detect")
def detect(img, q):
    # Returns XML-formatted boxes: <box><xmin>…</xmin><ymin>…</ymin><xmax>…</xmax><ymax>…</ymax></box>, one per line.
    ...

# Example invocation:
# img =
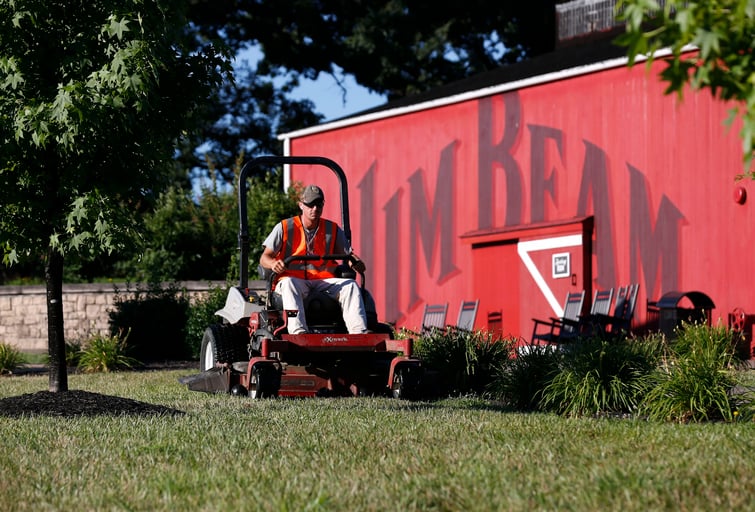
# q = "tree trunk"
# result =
<box><xmin>45</xmin><ymin>247</ymin><xmax>67</xmax><ymax>392</ymax></box>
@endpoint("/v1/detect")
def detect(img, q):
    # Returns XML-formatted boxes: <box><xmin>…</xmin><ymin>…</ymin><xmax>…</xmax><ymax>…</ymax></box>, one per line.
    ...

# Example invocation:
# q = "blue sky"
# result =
<box><xmin>290</xmin><ymin>70</ymin><xmax>387</xmax><ymax>122</ymax></box>
<box><xmin>235</xmin><ymin>46</ymin><xmax>386</xmax><ymax>122</ymax></box>
<box><xmin>191</xmin><ymin>50</ymin><xmax>386</xmax><ymax>197</ymax></box>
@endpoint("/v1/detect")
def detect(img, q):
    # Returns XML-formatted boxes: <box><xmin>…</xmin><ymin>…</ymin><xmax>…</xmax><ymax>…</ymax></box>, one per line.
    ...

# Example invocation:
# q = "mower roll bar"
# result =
<box><xmin>237</xmin><ymin>156</ymin><xmax>351</xmax><ymax>289</ymax></box>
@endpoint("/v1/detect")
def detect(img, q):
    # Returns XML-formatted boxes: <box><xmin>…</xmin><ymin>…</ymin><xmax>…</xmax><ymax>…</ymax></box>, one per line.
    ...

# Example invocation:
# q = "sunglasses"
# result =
<box><xmin>303</xmin><ymin>201</ymin><xmax>324</xmax><ymax>208</ymax></box>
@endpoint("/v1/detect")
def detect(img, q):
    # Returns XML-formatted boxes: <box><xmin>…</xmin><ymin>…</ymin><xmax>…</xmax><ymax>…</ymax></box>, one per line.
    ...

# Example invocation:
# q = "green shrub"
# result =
<box><xmin>109</xmin><ymin>282</ymin><xmax>190</xmax><ymax>361</ymax></box>
<box><xmin>488</xmin><ymin>343</ymin><xmax>563</xmax><ymax>411</ymax></box>
<box><xmin>66</xmin><ymin>340</ymin><xmax>83</xmax><ymax>367</ymax></box>
<box><xmin>116</xmin><ymin>166</ymin><xmax>299</xmax><ymax>283</ymax></box>
<box><xmin>77</xmin><ymin>330</ymin><xmax>140</xmax><ymax>373</ymax></box>
<box><xmin>0</xmin><ymin>342</ymin><xmax>25</xmax><ymax>374</ymax></box>
<box><xmin>640</xmin><ymin>322</ymin><xmax>740</xmax><ymax>423</ymax></box>
<box><xmin>540</xmin><ymin>335</ymin><xmax>662</xmax><ymax>417</ymax></box>
<box><xmin>414</xmin><ymin>328</ymin><xmax>512</xmax><ymax>396</ymax></box>
<box><xmin>185</xmin><ymin>284</ymin><xmax>229</xmax><ymax>358</ymax></box>
<box><xmin>470</xmin><ymin>331</ymin><xmax>515</xmax><ymax>395</ymax></box>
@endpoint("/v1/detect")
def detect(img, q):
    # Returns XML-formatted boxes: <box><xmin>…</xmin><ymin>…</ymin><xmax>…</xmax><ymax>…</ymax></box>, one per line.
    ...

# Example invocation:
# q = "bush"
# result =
<box><xmin>185</xmin><ymin>284</ymin><xmax>229</xmax><ymax>358</ymax></box>
<box><xmin>0</xmin><ymin>342</ymin><xmax>25</xmax><ymax>374</ymax></box>
<box><xmin>414</xmin><ymin>328</ymin><xmax>512</xmax><ymax>396</ymax></box>
<box><xmin>109</xmin><ymin>283</ymin><xmax>190</xmax><ymax>361</ymax></box>
<box><xmin>640</xmin><ymin>322</ymin><xmax>740</xmax><ymax>423</ymax></box>
<box><xmin>540</xmin><ymin>335</ymin><xmax>661</xmax><ymax>417</ymax></box>
<box><xmin>117</xmin><ymin>164</ymin><xmax>299</xmax><ymax>283</ymax></box>
<box><xmin>488</xmin><ymin>343</ymin><xmax>563</xmax><ymax>411</ymax></box>
<box><xmin>470</xmin><ymin>331</ymin><xmax>516</xmax><ymax>395</ymax></box>
<box><xmin>77</xmin><ymin>330</ymin><xmax>140</xmax><ymax>373</ymax></box>
<box><xmin>66</xmin><ymin>340</ymin><xmax>83</xmax><ymax>368</ymax></box>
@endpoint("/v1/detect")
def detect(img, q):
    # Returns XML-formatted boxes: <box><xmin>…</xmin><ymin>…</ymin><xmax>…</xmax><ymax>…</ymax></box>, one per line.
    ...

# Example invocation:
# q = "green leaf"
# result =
<box><xmin>107</xmin><ymin>17</ymin><xmax>130</xmax><ymax>40</ymax></box>
<box><xmin>69</xmin><ymin>232</ymin><xmax>91</xmax><ymax>250</ymax></box>
<box><xmin>675</xmin><ymin>9</ymin><xmax>693</xmax><ymax>34</ymax></box>
<box><xmin>94</xmin><ymin>217</ymin><xmax>109</xmax><ymax>235</ymax></box>
<box><xmin>11</xmin><ymin>10</ymin><xmax>29</xmax><ymax>29</ymax></box>
<box><xmin>70</xmin><ymin>196</ymin><xmax>88</xmax><ymax>224</ymax></box>
<box><xmin>693</xmin><ymin>29</ymin><xmax>720</xmax><ymax>61</ymax></box>
<box><xmin>2</xmin><ymin>242</ymin><xmax>18</xmax><ymax>266</ymax></box>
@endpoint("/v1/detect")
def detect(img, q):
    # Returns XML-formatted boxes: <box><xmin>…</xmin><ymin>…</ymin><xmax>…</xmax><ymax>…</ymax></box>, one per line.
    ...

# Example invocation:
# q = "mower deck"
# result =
<box><xmin>185</xmin><ymin>332</ymin><xmax>422</xmax><ymax>398</ymax></box>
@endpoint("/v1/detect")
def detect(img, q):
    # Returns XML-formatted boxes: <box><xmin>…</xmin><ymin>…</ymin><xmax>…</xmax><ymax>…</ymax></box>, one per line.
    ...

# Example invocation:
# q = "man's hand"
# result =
<box><xmin>350</xmin><ymin>255</ymin><xmax>366</xmax><ymax>273</ymax></box>
<box><xmin>270</xmin><ymin>259</ymin><xmax>286</xmax><ymax>274</ymax></box>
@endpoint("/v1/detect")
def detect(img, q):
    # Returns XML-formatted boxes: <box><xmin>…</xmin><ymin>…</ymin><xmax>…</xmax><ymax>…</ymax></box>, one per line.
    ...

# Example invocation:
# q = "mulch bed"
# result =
<box><xmin>0</xmin><ymin>390</ymin><xmax>184</xmax><ymax>418</ymax></box>
<box><xmin>0</xmin><ymin>362</ymin><xmax>194</xmax><ymax>418</ymax></box>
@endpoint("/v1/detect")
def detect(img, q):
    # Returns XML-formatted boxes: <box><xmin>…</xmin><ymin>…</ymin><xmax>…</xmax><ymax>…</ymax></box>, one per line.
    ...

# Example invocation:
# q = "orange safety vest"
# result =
<box><xmin>277</xmin><ymin>216</ymin><xmax>339</xmax><ymax>280</ymax></box>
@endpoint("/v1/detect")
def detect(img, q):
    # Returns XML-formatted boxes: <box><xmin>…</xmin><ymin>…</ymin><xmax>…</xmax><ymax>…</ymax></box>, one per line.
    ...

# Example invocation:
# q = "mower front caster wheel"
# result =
<box><xmin>249</xmin><ymin>365</ymin><xmax>280</xmax><ymax>399</ymax></box>
<box><xmin>391</xmin><ymin>366</ymin><xmax>422</xmax><ymax>400</ymax></box>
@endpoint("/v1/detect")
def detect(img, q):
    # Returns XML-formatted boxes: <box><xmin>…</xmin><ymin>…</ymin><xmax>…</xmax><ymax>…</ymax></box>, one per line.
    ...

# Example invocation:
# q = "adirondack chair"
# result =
<box><xmin>421</xmin><ymin>302</ymin><xmax>449</xmax><ymax>333</ymax></box>
<box><xmin>556</xmin><ymin>288</ymin><xmax>616</xmax><ymax>338</ymax></box>
<box><xmin>531</xmin><ymin>290</ymin><xmax>586</xmax><ymax>344</ymax></box>
<box><xmin>453</xmin><ymin>299</ymin><xmax>480</xmax><ymax>331</ymax></box>
<box><xmin>487</xmin><ymin>310</ymin><xmax>503</xmax><ymax>338</ymax></box>
<box><xmin>590</xmin><ymin>288</ymin><xmax>615</xmax><ymax>317</ymax></box>
<box><xmin>576</xmin><ymin>288</ymin><xmax>615</xmax><ymax>335</ymax></box>
<box><xmin>592</xmin><ymin>284</ymin><xmax>640</xmax><ymax>336</ymax></box>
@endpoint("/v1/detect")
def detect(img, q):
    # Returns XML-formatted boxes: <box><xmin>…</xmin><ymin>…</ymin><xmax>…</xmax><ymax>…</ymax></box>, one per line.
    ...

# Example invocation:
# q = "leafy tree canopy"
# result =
<box><xmin>184</xmin><ymin>0</ymin><xmax>562</xmax><ymax>181</ymax></box>
<box><xmin>0</xmin><ymin>0</ymin><xmax>231</xmax><ymax>264</ymax></box>
<box><xmin>0</xmin><ymin>0</ymin><xmax>231</xmax><ymax>391</ymax></box>
<box><xmin>193</xmin><ymin>0</ymin><xmax>559</xmax><ymax>99</ymax></box>
<box><xmin>617</xmin><ymin>0</ymin><xmax>755</xmax><ymax>175</ymax></box>
<box><xmin>120</xmin><ymin>162</ymin><xmax>299</xmax><ymax>284</ymax></box>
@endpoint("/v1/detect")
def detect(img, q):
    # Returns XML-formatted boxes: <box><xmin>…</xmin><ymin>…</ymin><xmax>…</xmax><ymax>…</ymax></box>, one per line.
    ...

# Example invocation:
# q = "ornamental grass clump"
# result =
<box><xmin>414</xmin><ymin>327</ymin><xmax>512</xmax><ymax>397</ymax></box>
<box><xmin>488</xmin><ymin>343</ymin><xmax>563</xmax><ymax>411</ymax></box>
<box><xmin>0</xmin><ymin>342</ymin><xmax>25</xmax><ymax>374</ymax></box>
<box><xmin>540</xmin><ymin>334</ymin><xmax>662</xmax><ymax>418</ymax></box>
<box><xmin>77</xmin><ymin>330</ymin><xmax>140</xmax><ymax>373</ymax></box>
<box><xmin>640</xmin><ymin>322</ymin><xmax>740</xmax><ymax>423</ymax></box>
<box><xmin>468</xmin><ymin>330</ymin><xmax>515</xmax><ymax>395</ymax></box>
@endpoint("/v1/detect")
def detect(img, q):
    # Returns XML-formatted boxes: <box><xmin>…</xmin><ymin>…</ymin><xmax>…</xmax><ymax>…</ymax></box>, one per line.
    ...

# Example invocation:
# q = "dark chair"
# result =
<box><xmin>590</xmin><ymin>288</ymin><xmax>615</xmax><ymax>317</ymax></box>
<box><xmin>592</xmin><ymin>284</ymin><xmax>640</xmax><ymax>336</ymax></box>
<box><xmin>487</xmin><ymin>310</ymin><xmax>503</xmax><ymax>339</ymax></box>
<box><xmin>421</xmin><ymin>302</ymin><xmax>449</xmax><ymax>332</ymax></box>
<box><xmin>531</xmin><ymin>290</ymin><xmax>586</xmax><ymax>344</ymax></box>
<box><xmin>454</xmin><ymin>299</ymin><xmax>480</xmax><ymax>331</ymax></box>
<box><xmin>577</xmin><ymin>288</ymin><xmax>615</xmax><ymax>335</ymax></box>
<box><xmin>728</xmin><ymin>307</ymin><xmax>750</xmax><ymax>359</ymax></box>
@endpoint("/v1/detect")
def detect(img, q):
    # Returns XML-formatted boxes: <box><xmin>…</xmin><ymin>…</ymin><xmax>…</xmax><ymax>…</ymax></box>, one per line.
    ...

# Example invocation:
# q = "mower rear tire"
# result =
<box><xmin>200</xmin><ymin>324</ymin><xmax>249</xmax><ymax>371</ymax></box>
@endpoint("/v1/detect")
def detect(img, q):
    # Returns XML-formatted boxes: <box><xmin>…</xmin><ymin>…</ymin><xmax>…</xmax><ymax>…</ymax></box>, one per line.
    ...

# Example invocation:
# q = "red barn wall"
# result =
<box><xmin>281</xmin><ymin>57</ymin><xmax>753</xmax><ymax>343</ymax></box>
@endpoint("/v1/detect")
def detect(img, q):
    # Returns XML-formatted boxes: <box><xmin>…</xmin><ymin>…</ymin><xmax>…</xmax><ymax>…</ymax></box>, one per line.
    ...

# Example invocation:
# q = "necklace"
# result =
<box><xmin>304</xmin><ymin>223</ymin><xmax>319</xmax><ymax>254</ymax></box>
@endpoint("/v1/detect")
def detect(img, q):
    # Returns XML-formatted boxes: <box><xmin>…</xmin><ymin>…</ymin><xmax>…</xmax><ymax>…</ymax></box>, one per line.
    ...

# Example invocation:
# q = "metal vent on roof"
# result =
<box><xmin>556</xmin><ymin>0</ymin><xmax>623</xmax><ymax>41</ymax></box>
<box><xmin>556</xmin><ymin>0</ymin><xmax>677</xmax><ymax>42</ymax></box>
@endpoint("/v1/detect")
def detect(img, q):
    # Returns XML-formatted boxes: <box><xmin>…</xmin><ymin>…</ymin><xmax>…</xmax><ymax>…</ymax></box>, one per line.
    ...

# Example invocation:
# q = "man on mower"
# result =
<box><xmin>259</xmin><ymin>184</ymin><xmax>369</xmax><ymax>334</ymax></box>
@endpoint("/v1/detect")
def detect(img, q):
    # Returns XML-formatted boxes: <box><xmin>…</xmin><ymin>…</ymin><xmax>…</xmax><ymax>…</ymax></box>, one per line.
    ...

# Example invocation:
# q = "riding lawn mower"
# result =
<box><xmin>181</xmin><ymin>156</ymin><xmax>424</xmax><ymax>399</ymax></box>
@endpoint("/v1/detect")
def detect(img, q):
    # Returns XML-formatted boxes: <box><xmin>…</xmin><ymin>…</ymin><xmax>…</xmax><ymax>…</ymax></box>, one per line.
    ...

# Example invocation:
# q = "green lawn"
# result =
<box><xmin>1</xmin><ymin>369</ymin><xmax>755</xmax><ymax>511</ymax></box>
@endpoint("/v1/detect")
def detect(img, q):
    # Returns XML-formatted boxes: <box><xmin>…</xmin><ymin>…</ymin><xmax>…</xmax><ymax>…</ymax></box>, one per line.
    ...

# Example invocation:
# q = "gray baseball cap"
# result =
<box><xmin>300</xmin><ymin>185</ymin><xmax>324</xmax><ymax>204</ymax></box>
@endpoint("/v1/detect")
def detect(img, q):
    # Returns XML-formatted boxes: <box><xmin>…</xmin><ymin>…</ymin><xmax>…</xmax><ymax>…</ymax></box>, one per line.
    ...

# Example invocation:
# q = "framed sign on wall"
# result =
<box><xmin>552</xmin><ymin>252</ymin><xmax>570</xmax><ymax>279</ymax></box>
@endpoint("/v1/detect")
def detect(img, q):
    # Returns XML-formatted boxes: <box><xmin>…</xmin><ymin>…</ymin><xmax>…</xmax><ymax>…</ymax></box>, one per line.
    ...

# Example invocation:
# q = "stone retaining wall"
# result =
<box><xmin>0</xmin><ymin>282</ymin><xmax>227</xmax><ymax>353</ymax></box>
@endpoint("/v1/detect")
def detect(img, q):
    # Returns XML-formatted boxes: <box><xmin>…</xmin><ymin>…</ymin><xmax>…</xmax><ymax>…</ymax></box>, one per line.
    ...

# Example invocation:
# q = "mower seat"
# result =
<box><xmin>261</xmin><ymin>264</ymin><xmax>362</xmax><ymax>333</ymax></box>
<box><xmin>268</xmin><ymin>287</ymin><xmax>345</xmax><ymax>333</ymax></box>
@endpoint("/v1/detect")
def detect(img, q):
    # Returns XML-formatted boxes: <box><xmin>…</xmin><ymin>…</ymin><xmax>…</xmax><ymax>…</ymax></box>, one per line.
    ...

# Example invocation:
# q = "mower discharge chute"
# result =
<box><xmin>181</xmin><ymin>156</ymin><xmax>423</xmax><ymax>399</ymax></box>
